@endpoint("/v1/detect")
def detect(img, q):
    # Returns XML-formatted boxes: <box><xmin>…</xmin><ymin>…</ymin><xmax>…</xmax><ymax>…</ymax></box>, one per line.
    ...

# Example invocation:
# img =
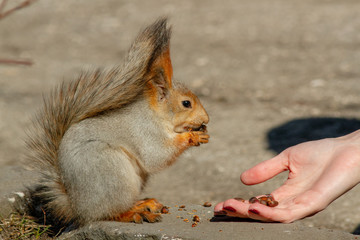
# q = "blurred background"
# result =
<box><xmin>1</xmin><ymin>0</ymin><xmax>360</xmax><ymax>233</ymax></box>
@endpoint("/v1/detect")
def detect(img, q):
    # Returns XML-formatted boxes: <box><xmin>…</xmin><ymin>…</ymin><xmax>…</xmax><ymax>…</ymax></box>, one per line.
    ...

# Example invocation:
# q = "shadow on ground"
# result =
<box><xmin>210</xmin><ymin>216</ymin><xmax>259</xmax><ymax>223</ymax></box>
<box><xmin>267</xmin><ymin>117</ymin><xmax>360</xmax><ymax>154</ymax></box>
<box><xmin>353</xmin><ymin>225</ymin><xmax>360</xmax><ymax>235</ymax></box>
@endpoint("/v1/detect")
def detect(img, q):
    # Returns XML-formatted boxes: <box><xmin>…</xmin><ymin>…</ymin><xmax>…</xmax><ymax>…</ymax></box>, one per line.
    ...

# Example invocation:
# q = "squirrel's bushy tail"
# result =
<box><xmin>25</xmin><ymin>18</ymin><xmax>171</xmax><ymax>226</ymax></box>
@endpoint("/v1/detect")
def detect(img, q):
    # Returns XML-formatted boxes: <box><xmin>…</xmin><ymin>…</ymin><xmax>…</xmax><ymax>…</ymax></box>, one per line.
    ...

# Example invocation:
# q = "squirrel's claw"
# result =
<box><xmin>188</xmin><ymin>131</ymin><xmax>210</xmax><ymax>146</ymax></box>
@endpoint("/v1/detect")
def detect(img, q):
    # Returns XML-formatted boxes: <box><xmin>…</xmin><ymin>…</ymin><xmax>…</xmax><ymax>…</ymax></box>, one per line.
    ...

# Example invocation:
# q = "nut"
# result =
<box><xmin>267</xmin><ymin>200</ymin><xmax>279</xmax><ymax>207</ymax></box>
<box><xmin>259</xmin><ymin>199</ymin><xmax>268</xmax><ymax>205</ymax></box>
<box><xmin>247</xmin><ymin>194</ymin><xmax>278</xmax><ymax>207</ymax></box>
<box><xmin>193</xmin><ymin>215</ymin><xmax>200</xmax><ymax>222</ymax></box>
<box><xmin>203</xmin><ymin>202</ymin><xmax>212</xmax><ymax>207</ymax></box>
<box><xmin>199</xmin><ymin>124</ymin><xmax>207</xmax><ymax>132</ymax></box>
<box><xmin>161</xmin><ymin>206</ymin><xmax>169</xmax><ymax>214</ymax></box>
<box><xmin>258</xmin><ymin>196</ymin><xmax>268</xmax><ymax>201</ymax></box>
<box><xmin>234</xmin><ymin>197</ymin><xmax>245</xmax><ymax>202</ymax></box>
<box><xmin>249</xmin><ymin>197</ymin><xmax>259</xmax><ymax>203</ymax></box>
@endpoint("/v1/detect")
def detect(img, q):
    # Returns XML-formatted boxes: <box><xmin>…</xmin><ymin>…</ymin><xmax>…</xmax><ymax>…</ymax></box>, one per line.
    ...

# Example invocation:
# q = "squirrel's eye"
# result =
<box><xmin>182</xmin><ymin>100</ymin><xmax>192</xmax><ymax>108</ymax></box>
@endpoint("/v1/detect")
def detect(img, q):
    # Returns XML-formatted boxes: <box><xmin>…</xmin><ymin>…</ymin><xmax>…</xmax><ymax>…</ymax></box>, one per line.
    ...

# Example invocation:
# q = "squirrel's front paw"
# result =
<box><xmin>188</xmin><ymin>131</ymin><xmax>210</xmax><ymax>146</ymax></box>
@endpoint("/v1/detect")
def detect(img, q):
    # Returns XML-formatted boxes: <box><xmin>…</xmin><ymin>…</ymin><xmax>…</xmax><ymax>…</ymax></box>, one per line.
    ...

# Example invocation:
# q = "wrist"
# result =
<box><xmin>337</xmin><ymin>130</ymin><xmax>360</xmax><ymax>144</ymax></box>
<box><xmin>335</xmin><ymin>130</ymin><xmax>360</xmax><ymax>184</ymax></box>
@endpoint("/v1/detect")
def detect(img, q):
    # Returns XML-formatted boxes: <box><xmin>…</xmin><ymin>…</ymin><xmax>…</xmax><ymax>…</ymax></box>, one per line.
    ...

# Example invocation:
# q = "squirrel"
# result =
<box><xmin>25</xmin><ymin>18</ymin><xmax>209</xmax><ymax>228</ymax></box>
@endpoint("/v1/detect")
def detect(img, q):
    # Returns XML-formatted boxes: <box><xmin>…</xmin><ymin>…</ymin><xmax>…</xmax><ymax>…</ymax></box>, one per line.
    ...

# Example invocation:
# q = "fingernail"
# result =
<box><xmin>223</xmin><ymin>206</ymin><xmax>236</xmax><ymax>212</ymax></box>
<box><xmin>249</xmin><ymin>209</ymin><xmax>260</xmax><ymax>214</ymax></box>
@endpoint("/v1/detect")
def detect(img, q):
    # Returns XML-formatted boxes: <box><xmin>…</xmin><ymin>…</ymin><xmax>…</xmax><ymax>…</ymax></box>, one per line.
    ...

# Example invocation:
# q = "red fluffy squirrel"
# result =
<box><xmin>25</xmin><ymin>18</ymin><xmax>209</xmax><ymax>227</ymax></box>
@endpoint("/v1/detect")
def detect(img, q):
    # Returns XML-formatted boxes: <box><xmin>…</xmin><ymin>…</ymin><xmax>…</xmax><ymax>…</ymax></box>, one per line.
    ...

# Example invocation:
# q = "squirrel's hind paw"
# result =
<box><xmin>112</xmin><ymin>211</ymin><xmax>161</xmax><ymax>223</ymax></box>
<box><xmin>140</xmin><ymin>212</ymin><xmax>162</xmax><ymax>223</ymax></box>
<box><xmin>111</xmin><ymin>198</ymin><xmax>164</xmax><ymax>223</ymax></box>
<box><xmin>134</xmin><ymin>198</ymin><xmax>164</xmax><ymax>213</ymax></box>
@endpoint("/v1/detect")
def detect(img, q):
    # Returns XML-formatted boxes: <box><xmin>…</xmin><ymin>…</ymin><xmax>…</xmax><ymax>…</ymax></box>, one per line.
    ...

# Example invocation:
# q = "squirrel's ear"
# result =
<box><xmin>149</xmin><ymin>46</ymin><xmax>173</xmax><ymax>100</ymax></box>
<box><xmin>135</xmin><ymin>18</ymin><xmax>172</xmax><ymax>101</ymax></box>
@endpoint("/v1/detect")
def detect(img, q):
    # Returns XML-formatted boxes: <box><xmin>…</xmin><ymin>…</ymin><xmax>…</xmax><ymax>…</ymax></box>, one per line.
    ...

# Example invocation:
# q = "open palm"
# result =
<box><xmin>215</xmin><ymin>131</ymin><xmax>360</xmax><ymax>222</ymax></box>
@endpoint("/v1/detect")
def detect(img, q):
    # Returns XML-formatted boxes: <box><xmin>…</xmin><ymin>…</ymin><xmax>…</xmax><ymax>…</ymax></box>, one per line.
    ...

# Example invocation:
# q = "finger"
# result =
<box><xmin>221</xmin><ymin>201</ymin><xmax>276</xmax><ymax>222</ymax></box>
<box><xmin>241</xmin><ymin>151</ymin><xmax>290</xmax><ymax>185</ymax></box>
<box><xmin>220</xmin><ymin>199</ymin><xmax>250</xmax><ymax>218</ymax></box>
<box><xmin>217</xmin><ymin>198</ymin><xmax>301</xmax><ymax>223</ymax></box>
<box><xmin>247</xmin><ymin>204</ymin><xmax>275</xmax><ymax>222</ymax></box>
<box><xmin>249</xmin><ymin>189</ymin><xmax>326</xmax><ymax>223</ymax></box>
<box><xmin>248</xmin><ymin>203</ymin><xmax>293</xmax><ymax>223</ymax></box>
<box><xmin>214</xmin><ymin>201</ymin><xmax>226</xmax><ymax>215</ymax></box>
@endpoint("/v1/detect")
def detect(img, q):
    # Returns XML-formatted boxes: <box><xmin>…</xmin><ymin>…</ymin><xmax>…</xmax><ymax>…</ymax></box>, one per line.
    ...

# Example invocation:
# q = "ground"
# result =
<box><xmin>1</xmin><ymin>0</ymin><xmax>360</xmax><ymax>235</ymax></box>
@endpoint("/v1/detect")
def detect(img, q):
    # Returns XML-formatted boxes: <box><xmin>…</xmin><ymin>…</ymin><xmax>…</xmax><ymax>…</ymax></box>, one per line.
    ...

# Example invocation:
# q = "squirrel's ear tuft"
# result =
<box><xmin>141</xmin><ymin>18</ymin><xmax>173</xmax><ymax>100</ymax></box>
<box><xmin>146</xmin><ymin>18</ymin><xmax>173</xmax><ymax>98</ymax></box>
<box><xmin>124</xmin><ymin>17</ymin><xmax>173</xmax><ymax>100</ymax></box>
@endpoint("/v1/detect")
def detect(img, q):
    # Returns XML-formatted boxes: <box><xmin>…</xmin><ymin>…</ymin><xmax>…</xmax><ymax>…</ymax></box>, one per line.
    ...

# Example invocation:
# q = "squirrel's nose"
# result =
<box><xmin>202</xmin><ymin>110</ymin><xmax>209</xmax><ymax>125</ymax></box>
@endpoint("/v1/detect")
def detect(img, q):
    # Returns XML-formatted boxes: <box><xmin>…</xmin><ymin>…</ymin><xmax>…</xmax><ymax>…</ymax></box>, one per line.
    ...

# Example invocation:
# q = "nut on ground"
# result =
<box><xmin>161</xmin><ymin>206</ymin><xmax>169</xmax><ymax>214</ymax></box>
<box><xmin>203</xmin><ymin>202</ymin><xmax>212</xmax><ymax>207</ymax></box>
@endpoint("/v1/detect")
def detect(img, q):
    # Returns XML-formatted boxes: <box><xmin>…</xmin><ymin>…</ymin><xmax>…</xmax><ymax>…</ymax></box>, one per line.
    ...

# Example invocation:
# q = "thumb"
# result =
<box><xmin>241</xmin><ymin>151</ymin><xmax>290</xmax><ymax>185</ymax></box>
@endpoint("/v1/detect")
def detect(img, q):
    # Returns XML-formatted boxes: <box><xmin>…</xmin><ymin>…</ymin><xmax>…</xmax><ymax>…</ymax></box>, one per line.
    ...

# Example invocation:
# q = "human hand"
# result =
<box><xmin>214</xmin><ymin>131</ymin><xmax>360</xmax><ymax>223</ymax></box>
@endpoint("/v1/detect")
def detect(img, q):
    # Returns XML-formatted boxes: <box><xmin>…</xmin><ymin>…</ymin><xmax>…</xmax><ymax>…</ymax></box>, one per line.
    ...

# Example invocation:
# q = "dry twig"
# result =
<box><xmin>0</xmin><ymin>0</ymin><xmax>37</xmax><ymax>20</ymax></box>
<box><xmin>0</xmin><ymin>58</ymin><xmax>33</xmax><ymax>65</ymax></box>
<box><xmin>0</xmin><ymin>0</ymin><xmax>37</xmax><ymax>65</ymax></box>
